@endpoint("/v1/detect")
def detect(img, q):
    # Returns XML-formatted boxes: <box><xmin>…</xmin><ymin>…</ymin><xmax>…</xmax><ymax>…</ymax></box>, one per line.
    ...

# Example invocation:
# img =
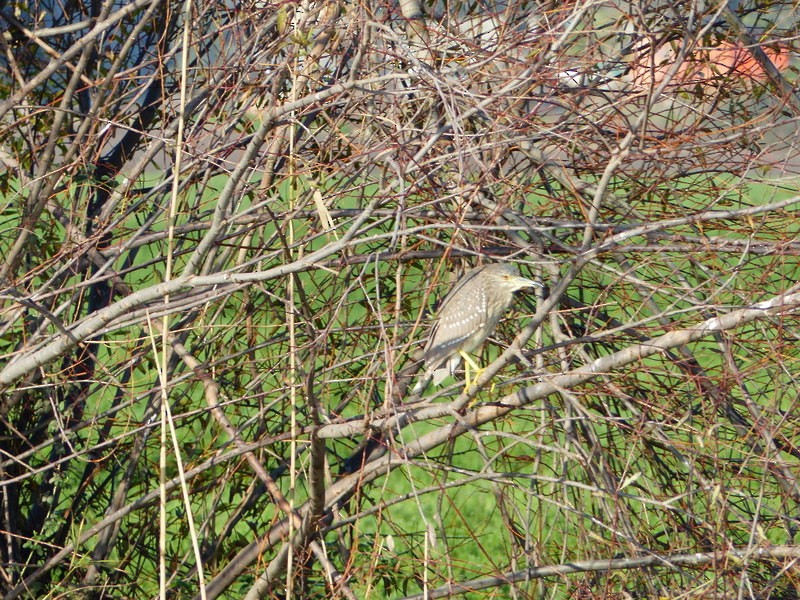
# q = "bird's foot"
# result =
<box><xmin>459</xmin><ymin>350</ymin><xmax>485</xmax><ymax>391</ymax></box>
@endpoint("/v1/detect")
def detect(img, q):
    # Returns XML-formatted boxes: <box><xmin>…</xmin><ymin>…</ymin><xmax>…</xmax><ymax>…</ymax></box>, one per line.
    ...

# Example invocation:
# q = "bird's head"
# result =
<box><xmin>484</xmin><ymin>263</ymin><xmax>543</xmax><ymax>294</ymax></box>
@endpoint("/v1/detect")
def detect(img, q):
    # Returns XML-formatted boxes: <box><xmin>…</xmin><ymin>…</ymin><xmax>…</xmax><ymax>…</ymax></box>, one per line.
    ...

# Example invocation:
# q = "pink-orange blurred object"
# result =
<box><xmin>629</xmin><ymin>40</ymin><xmax>791</xmax><ymax>89</ymax></box>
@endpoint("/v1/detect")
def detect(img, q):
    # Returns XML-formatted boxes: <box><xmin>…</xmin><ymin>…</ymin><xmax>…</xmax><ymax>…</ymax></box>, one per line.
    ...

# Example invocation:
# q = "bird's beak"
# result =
<box><xmin>514</xmin><ymin>277</ymin><xmax>543</xmax><ymax>290</ymax></box>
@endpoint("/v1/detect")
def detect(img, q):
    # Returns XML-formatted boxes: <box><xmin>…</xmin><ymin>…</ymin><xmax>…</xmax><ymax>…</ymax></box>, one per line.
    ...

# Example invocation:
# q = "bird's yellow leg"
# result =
<box><xmin>458</xmin><ymin>351</ymin><xmax>484</xmax><ymax>390</ymax></box>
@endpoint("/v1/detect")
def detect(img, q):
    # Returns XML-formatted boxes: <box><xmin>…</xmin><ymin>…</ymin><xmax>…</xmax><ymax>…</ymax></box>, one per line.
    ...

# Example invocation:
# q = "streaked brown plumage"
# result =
<box><xmin>415</xmin><ymin>263</ymin><xmax>541</xmax><ymax>390</ymax></box>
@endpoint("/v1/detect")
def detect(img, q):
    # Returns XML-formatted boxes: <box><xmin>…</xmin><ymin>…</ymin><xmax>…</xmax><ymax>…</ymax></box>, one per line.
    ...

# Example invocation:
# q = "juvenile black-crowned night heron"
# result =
<box><xmin>414</xmin><ymin>263</ymin><xmax>542</xmax><ymax>392</ymax></box>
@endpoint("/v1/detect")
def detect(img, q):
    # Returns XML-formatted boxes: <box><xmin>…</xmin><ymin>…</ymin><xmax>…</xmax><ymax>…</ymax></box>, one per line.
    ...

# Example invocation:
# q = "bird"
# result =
<box><xmin>413</xmin><ymin>263</ymin><xmax>542</xmax><ymax>392</ymax></box>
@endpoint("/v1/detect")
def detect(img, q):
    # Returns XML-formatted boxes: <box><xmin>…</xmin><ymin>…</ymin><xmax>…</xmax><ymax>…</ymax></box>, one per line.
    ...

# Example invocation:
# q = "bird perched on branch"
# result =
<box><xmin>413</xmin><ymin>263</ymin><xmax>542</xmax><ymax>393</ymax></box>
